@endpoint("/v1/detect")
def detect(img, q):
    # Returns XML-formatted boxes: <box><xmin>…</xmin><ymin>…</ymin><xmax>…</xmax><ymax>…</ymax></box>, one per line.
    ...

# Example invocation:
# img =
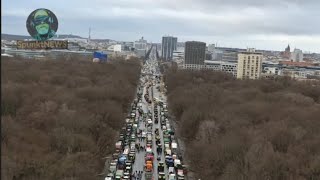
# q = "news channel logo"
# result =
<box><xmin>26</xmin><ymin>8</ymin><xmax>58</xmax><ymax>41</ymax></box>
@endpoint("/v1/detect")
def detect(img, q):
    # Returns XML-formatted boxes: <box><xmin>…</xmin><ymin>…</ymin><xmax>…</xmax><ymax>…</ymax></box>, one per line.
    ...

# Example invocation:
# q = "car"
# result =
<box><xmin>142</xmin><ymin>132</ymin><xmax>146</xmax><ymax>138</ymax></box>
<box><xmin>168</xmin><ymin>174</ymin><xmax>176</xmax><ymax>180</ymax></box>
<box><xmin>112</xmin><ymin>153</ymin><xmax>119</xmax><ymax>160</ymax></box>
<box><xmin>158</xmin><ymin>172</ymin><xmax>166</xmax><ymax>180</ymax></box>
<box><xmin>125</xmin><ymin>165</ymin><xmax>132</xmax><ymax>173</ymax></box>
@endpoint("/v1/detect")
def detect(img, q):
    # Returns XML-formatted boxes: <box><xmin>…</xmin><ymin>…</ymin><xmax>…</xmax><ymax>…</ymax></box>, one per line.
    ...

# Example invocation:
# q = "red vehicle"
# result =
<box><xmin>182</xmin><ymin>165</ymin><xmax>188</xmax><ymax>175</ymax></box>
<box><xmin>177</xmin><ymin>169</ymin><xmax>184</xmax><ymax>177</ymax></box>
<box><xmin>146</xmin><ymin>144</ymin><xmax>152</xmax><ymax>149</ymax></box>
<box><xmin>145</xmin><ymin>153</ymin><xmax>154</xmax><ymax>161</ymax></box>
<box><xmin>145</xmin><ymin>161</ymin><xmax>153</xmax><ymax>172</ymax></box>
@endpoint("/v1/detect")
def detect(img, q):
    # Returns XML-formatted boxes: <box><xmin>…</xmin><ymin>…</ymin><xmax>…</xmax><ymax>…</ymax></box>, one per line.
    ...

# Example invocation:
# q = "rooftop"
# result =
<box><xmin>279</xmin><ymin>61</ymin><xmax>315</xmax><ymax>67</ymax></box>
<box><xmin>185</xmin><ymin>41</ymin><xmax>206</xmax><ymax>44</ymax></box>
<box><xmin>238</xmin><ymin>51</ymin><xmax>263</xmax><ymax>55</ymax></box>
<box><xmin>204</xmin><ymin>60</ymin><xmax>237</xmax><ymax>65</ymax></box>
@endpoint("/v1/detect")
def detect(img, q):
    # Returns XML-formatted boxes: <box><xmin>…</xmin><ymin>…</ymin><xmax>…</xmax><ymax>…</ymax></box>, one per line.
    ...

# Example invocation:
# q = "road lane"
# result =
<box><xmin>132</xmin><ymin>85</ymin><xmax>149</xmax><ymax>180</ymax></box>
<box><xmin>105</xmin><ymin>46</ymin><xmax>187</xmax><ymax>180</ymax></box>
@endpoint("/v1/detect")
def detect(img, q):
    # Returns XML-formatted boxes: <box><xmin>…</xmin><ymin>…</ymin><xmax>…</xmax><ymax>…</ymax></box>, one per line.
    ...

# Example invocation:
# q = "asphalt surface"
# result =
<box><xmin>104</xmin><ymin>46</ymin><xmax>188</xmax><ymax>180</ymax></box>
<box><xmin>131</xmin><ymin>47</ymin><xmax>169</xmax><ymax>180</ymax></box>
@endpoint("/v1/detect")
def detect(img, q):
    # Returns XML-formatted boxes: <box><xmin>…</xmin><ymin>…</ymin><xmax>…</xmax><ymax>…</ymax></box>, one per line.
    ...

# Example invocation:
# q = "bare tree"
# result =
<box><xmin>164</xmin><ymin>68</ymin><xmax>320</xmax><ymax>180</ymax></box>
<box><xmin>1</xmin><ymin>56</ymin><xmax>141</xmax><ymax>180</ymax></box>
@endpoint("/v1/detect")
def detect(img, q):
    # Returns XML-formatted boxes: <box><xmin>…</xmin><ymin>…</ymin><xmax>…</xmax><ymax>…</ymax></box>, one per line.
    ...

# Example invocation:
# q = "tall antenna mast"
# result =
<box><xmin>88</xmin><ymin>27</ymin><xmax>91</xmax><ymax>43</ymax></box>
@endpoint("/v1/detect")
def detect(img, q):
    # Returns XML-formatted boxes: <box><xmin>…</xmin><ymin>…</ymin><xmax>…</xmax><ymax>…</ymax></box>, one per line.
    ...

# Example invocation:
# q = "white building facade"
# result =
<box><xmin>237</xmin><ymin>50</ymin><xmax>263</xmax><ymax>80</ymax></box>
<box><xmin>208</xmin><ymin>44</ymin><xmax>216</xmax><ymax>52</ymax></box>
<box><xmin>182</xmin><ymin>60</ymin><xmax>238</xmax><ymax>77</ymax></box>
<box><xmin>291</xmin><ymin>48</ymin><xmax>303</xmax><ymax>62</ymax></box>
<box><xmin>113</xmin><ymin>44</ymin><xmax>122</xmax><ymax>52</ymax></box>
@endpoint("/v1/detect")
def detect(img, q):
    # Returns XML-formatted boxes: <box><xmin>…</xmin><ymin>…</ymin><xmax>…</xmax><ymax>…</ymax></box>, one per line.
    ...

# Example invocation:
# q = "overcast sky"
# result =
<box><xmin>2</xmin><ymin>0</ymin><xmax>320</xmax><ymax>52</ymax></box>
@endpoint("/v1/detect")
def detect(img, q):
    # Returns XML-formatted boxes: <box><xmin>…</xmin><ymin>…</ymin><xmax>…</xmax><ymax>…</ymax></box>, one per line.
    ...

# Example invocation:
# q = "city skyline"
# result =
<box><xmin>161</xmin><ymin>36</ymin><xmax>177</xmax><ymax>61</ymax></box>
<box><xmin>2</xmin><ymin>0</ymin><xmax>320</xmax><ymax>53</ymax></box>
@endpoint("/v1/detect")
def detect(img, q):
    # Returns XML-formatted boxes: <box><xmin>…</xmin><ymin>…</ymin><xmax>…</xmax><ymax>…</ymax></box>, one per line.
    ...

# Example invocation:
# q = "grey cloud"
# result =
<box><xmin>2</xmin><ymin>0</ymin><xmax>320</xmax><ymax>52</ymax></box>
<box><xmin>153</xmin><ymin>0</ymin><xmax>320</xmax><ymax>36</ymax></box>
<box><xmin>167</xmin><ymin>0</ymin><xmax>320</xmax><ymax>10</ymax></box>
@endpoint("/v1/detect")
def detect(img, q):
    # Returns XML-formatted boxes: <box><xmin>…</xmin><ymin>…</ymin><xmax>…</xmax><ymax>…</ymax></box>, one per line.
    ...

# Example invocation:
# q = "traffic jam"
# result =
<box><xmin>105</xmin><ymin>59</ymin><xmax>187</xmax><ymax>180</ymax></box>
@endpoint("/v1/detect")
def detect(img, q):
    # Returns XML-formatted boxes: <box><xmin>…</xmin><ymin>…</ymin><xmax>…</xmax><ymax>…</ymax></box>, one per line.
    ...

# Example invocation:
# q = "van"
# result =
<box><xmin>123</xmin><ymin>148</ymin><xmax>129</xmax><ymax>155</ymax></box>
<box><xmin>166</xmin><ymin>149</ymin><xmax>172</xmax><ymax>156</ymax></box>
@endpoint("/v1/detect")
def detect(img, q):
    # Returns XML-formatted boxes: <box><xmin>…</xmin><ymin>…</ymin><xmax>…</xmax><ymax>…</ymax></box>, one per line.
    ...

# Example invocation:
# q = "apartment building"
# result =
<box><xmin>237</xmin><ymin>50</ymin><xmax>263</xmax><ymax>79</ymax></box>
<box><xmin>184</xmin><ymin>41</ymin><xmax>206</xmax><ymax>65</ymax></box>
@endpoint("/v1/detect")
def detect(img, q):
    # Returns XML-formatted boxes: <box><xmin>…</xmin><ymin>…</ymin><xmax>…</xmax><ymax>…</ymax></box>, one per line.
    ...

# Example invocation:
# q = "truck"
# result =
<box><xmin>145</xmin><ymin>171</ymin><xmax>153</xmax><ymax>180</ymax></box>
<box><xmin>104</xmin><ymin>177</ymin><xmax>112</xmax><ymax>180</ymax></box>
<box><xmin>105</xmin><ymin>173</ymin><xmax>114</xmax><ymax>180</ymax></box>
<box><xmin>155</xmin><ymin>128</ymin><xmax>159</xmax><ymax>135</ymax></box>
<box><xmin>156</xmin><ymin>146</ymin><xmax>162</xmax><ymax>155</ymax></box>
<box><xmin>165</xmin><ymin>148</ymin><xmax>172</xmax><ymax>156</ymax></box>
<box><xmin>115</xmin><ymin>170</ymin><xmax>124</xmax><ymax>180</ymax></box>
<box><xmin>125</xmin><ymin>164</ymin><xmax>132</xmax><ymax>174</ymax></box>
<box><xmin>158</xmin><ymin>172</ymin><xmax>166</xmax><ymax>180</ymax></box>
<box><xmin>164</xmin><ymin>137</ymin><xmax>171</xmax><ymax>144</ymax></box>
<box><xmin>118</xmin><ymin>155</ymin><xmax>127</xmax><ymax>170</ymax></box>
<box><xmin>171</xmin><ymin>142</ymin><xmax>178</xmax><ymax>153</ymax></box>
<box><xmin>123</xmin><ymin>172</ymin><xmax>130</xmax><ymax>179</ymax></box>
<box><xmin>158</xmin><ymin>162</ymin><xmax>165</xmax><ymax>173</ymax></box>
<box><xmin>109</xmin><ymin>162</ymin><xmax>117</xmax><ymax>174</ymax></box>
<box><xmin>168</xmin><ymin>167</ymin><xmax>174</xmax><ymax>174</ymax></box>
<box><xmin>145</xmin><ymin>160</ymin><xmax>153</xmax><ymax>172</ymax></box>
<box><xmin>177</xmin><ymin>169</ymin><xmax>185</xmax><ymax>179</ymax></box>
<box><xmin>168</xmin><ymin>174</ymin><xmax>176</xmax><ymax>180</ymax></box>
<box><xmin>123</xmin><ymin>148</ymin><xmax>129</xmax><ymax>156</ymax></box>
<box><xmin>147</xmin><ymin>135</ymin><xmax>152</xmax><ymax>144</ymax></box>
<box><xmin>142</xmin><ymin>132</ymin><xmax>146</xmax><ymax>138</ymax></box>
<box><xmin>174</xmin><ymin>159</ymin><xmax>181</xmax><ymax>168</ymax></box>
<box><xmin>145</xmin><ymin>153</ymin><xmax>154</xmax><ymax>161</ymax></box>
<box><xmin>166</xmin><ymin>156</ymin><xmax>174</xmax><ymax>167</ymax></box>
<box><xmin>115</xmin><ymin>141</ymin><xmax>122</xmax><ymax>150</ymax></box>
<box><xmin>146</xmin><ymin>147</ymin><xmax>153</xmax><ymax>154</ymax></box>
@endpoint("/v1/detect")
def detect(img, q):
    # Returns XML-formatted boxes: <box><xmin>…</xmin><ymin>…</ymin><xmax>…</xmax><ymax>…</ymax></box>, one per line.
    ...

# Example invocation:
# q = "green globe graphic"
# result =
<box><xmin>26</xmin><ymin>8</ymin><xmax>58</xmax><ymax>41</ymax></box>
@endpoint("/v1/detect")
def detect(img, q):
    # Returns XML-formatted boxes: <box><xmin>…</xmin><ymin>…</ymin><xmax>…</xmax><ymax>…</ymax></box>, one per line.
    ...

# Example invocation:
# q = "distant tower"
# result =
<box><xmin>88</xmin><ymin>27</ymin><xmax>91</xmax><ymax>43</ymax></box>
<box><xmin>161</xmin><ymin>36</ymin><xmax>177</xmax><ymax>61</ymax></box>
<box><xmin>285</xmin><ymin>44</ymin><xmax>290</xmax><ymax>52</ymax></box>
<box><xmin>283</xmin><ymin>44</ymin><xmax>291</xmax><ymax>59</ymax></box>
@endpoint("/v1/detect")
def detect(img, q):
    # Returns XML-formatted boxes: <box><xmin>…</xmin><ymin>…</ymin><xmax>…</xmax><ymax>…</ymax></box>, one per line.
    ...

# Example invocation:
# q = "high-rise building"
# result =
<box><xmin>134</xmin><ymin>37</ymin><xmax>147</xmax><ymax>57</ymax></box>
<box><xmin>212</xmin><ymin>49</ymin><xmax>223</xmax><ymax>61</ymax></box>
<box><xmin>208</xmin><ymin>44</ymin><xmax>215</xmax><ymax>52</ymax></box>
<box><xmin>237</xmin><ymin>49</ymin><xmax>263</xmax><ymax>80</ymax></box>
<box><xmin>134</xmin><ymin>37</ymin><xmax>147</xmax><ymax>50</ymax></box>
<box><xmin>184</xmin><ymin>41</ymin><xmax>206</xmax><ymax>65</ymax></box>
<box><xmin>205</xmin><ymin>52</ymin><xmax>212</xmax><ymax>60</ymax></box>
<box><xmin>291</xmin><ymin>48</ymin><xmax>303</xmax><ymax>62</ymax></box>
<box><xmin>222</xmin><ymin>50</ymin><xmax>238</xmax><ymax>62</ymax></box>
<box><xmin>161</xmin><ymin>36</ymin><xmax>177</xmax><ymax>61</ymax></box>
<box><xmin>173</xmin><ymin>47</ymin><xmax>184</xmax><ymax>61</ymax></box>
